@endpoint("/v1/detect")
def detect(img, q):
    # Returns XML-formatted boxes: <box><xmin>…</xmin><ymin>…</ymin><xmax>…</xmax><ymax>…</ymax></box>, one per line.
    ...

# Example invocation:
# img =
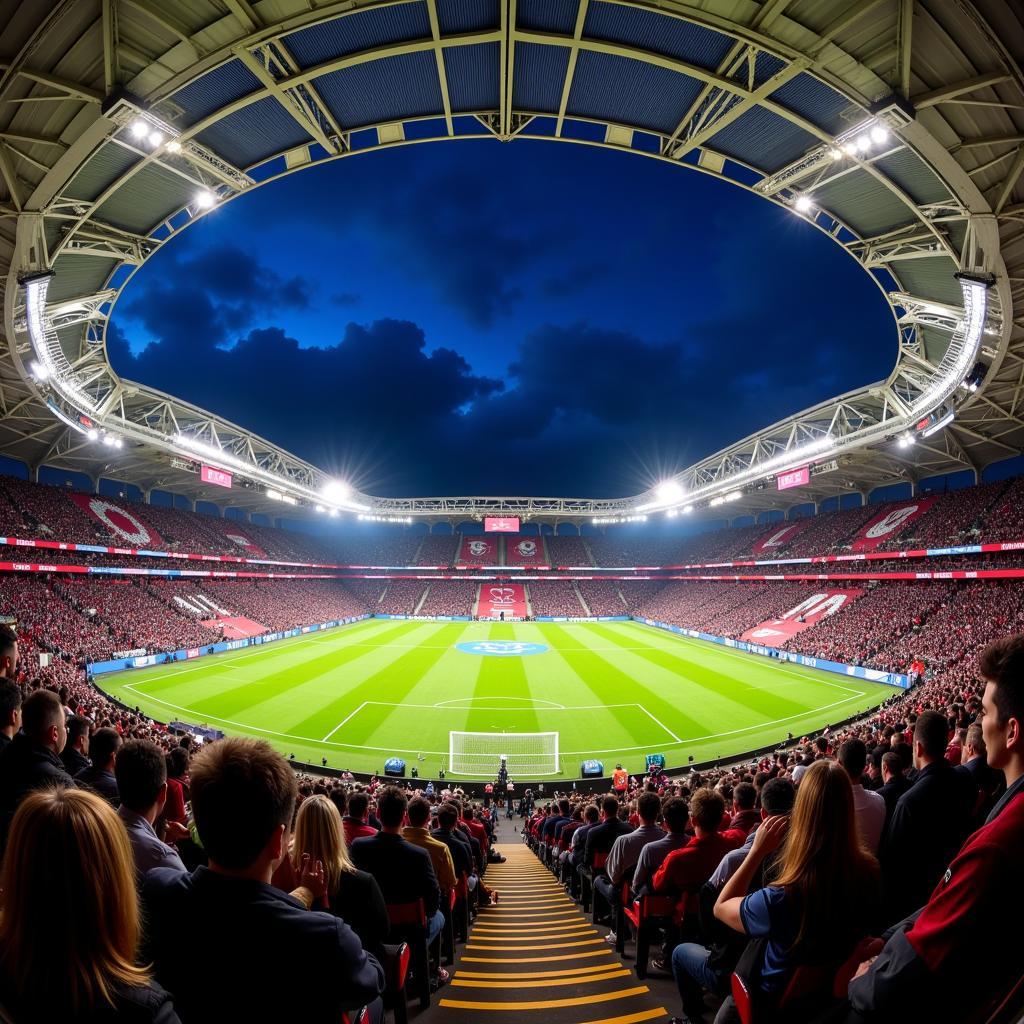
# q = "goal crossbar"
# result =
<box><xmin>449</xmin><ymin>731</ymin><xmax>559</xmax><ymax>777</ymax></box>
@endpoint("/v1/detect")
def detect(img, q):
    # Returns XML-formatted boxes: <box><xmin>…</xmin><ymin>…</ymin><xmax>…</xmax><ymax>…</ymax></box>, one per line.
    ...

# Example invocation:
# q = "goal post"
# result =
<box><xmin>449</xmin><ymin>731</ymin><xmax>559</xmax><ymax>777</ymax></box>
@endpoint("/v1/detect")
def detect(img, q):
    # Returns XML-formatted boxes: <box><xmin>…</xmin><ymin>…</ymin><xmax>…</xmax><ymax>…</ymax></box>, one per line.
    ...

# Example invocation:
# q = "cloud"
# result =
<box><xmin>331</xmin><ymin>291</ymin><xmax>361</xmax><ymax>306</ymax></box>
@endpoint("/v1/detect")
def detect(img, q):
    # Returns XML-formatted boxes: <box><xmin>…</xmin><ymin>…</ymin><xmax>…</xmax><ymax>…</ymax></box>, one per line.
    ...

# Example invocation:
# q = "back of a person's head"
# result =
<box><xmin>662</xmin><ymin>797</ymin><xmax>689</xmax><ymax>833</ymax></box>
<box><xmin>293</xmin><ymin>794</ymin><xmax>350</xmax><ymax>894</ymax></box>
<box><xmin>965</xmin><ymin>723</ymin><xmax>986</xmax><ymax>758</ymax></box>
<box><xmin>584</xmin><ymin>804</ymin><xmax>600</xmax><ymax>823</ymax></box>
<box><xmin>0</xmin><ymin>678</ymin><xmax>21</xmax><ymax>724</ymax></box>
<box><xmin>376</xmin><ymin>786</ymin><xmax>408</xmax><ymax>829</ymax></box>
<box><xmin>601</xmin><ymin>795</ymin><xmax>619</xmax><ymax>819</ymax></box>
<box><xmin>760</xmin><ymin>777</ymin><xmax>796</xmax><ymax>816</ymax></box>
<box><xmin>0</xmin><ymin>624</ymin><xmax>16</xmax><ymax>674</ymax></box>
<box><xmin>463</xmin><ymin>804</ymin><xmax>475</xmax><ymax>820</ymax></box>
<box><xmin>89</xmin><ymin>727</ymin><xmax>121</xmax><ymax>768</ymax></box>
<box><xmin>190</xmin><ymin>737</ymin><xmax>297</xmax><ymax>870</ymax></box>
<box><xmin>773</xmin><ymin>760</ymin><xmax>878</xmax><ymax>953</ymax></box>
<box><xmin>914</xmin><ymin>709</ymin><xmax>949</xmax><ymax>761</ymax></box>
<box><xmin>733</xmin><ymin>782</ymin><xmax>757</xmax><ymax>811</ymax></box>
<box><xmin>348</xmin><ymin>791</ymin><xmax>369</xmax><ymax>819</ymax></box>
<box><xmin>21</xmin><ymin>689</ymin><xmax>62</xmax><ymax>743</ymax></box>
<box><xmin>114</xmin><ymin>740</ymin><xmax>166</xmax><ymax>813</ymax></box>
<box><xmin>0</xmin><ymin>788</ymin><xmax>147</xmax><ymax>1012</ymax></box>
<box><xmin>67</xmin><ymin>715</ymin><xmax>90</xmax><ymax>747</ymax></box>
<box><xmin>167</xmin><ymin>745</ymin><xmax>189</xmax><ymax>779</ymax></box>
<box><xmin>881</xmin><ymin>751</ymin><xmax>902</xmax><ymax>777</ymax></box>
<box><xmin>558</xmin><ymin>798</ymin><xmax>570</xmax><ymax>815</ymax></box>
<box><xmin>838</xmin><ymin>739</ymin><xmax>868</xmax><ymax>780</ymax></box>
<box><xmin>637</xmin><ymin>790</ymin><xmax>661</xmax><ymax>823</ymax></box>
<box><xmin>406</xmin><ymin>796</ymin><xmax>431</xmax><ymax>828</ymax></box>
<box><xmin>690</xmin><ymin>788</ymin><xmax>725</xmax><ymax>832</ymax></box>
<box><xmin>437</xmin><ymin>803</ymin><xmax>458</xmax><ymax>830</ymax></box>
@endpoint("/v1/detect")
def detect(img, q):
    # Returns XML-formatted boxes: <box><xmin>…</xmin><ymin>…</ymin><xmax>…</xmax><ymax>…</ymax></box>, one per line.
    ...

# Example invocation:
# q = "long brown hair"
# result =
<box><xmin>770</xmin><ymin>759</ymin><xmax>879</xmax><ymax>956</ymax></box>
<box><xmin>0</xmin><ymin>788</ymin><xmax>150</xmax><ymax>1011</ymax></box>
<box><xmin>291</xmin><ymin>794</ymin><xmax>356</xmax><ymax>896</ymax></box>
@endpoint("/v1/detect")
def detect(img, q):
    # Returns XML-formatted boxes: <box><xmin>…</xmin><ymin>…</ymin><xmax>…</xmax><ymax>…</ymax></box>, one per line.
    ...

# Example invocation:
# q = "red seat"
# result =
<box><xmin>386</xmin><ymin>901</ymin><xmax>434</xmax><ymax>1011</ymax></box>
<box><xmin>620</xmin><ymin>891</ymin><xmax>680</xmax><ymax>978</ymax></box>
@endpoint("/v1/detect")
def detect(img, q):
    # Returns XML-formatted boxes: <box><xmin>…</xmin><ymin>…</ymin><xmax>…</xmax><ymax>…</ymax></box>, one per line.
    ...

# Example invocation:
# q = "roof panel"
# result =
<box><xmin>443</xmin><ymin>42</ymin><xmax>500</xmax><ymax>112</ymax></box>
<box><xmin>284</xmin><ymin>3</ymin><xmax>431</xmax><ymax>68</ymax></box>
<box><xmin>513</xmin><ymin>43</ymin><xmax>570</xmax><ymax>114</ymax></box>
<box><xmin>812</xmin><ymin>169</ymin><xmax>919</xmax><ymax>238</ymax></box>
<box><xmin>769</xmin><ymin>72</ymin><xmax>857</xmax><ymax>136</ymax></box>
<box><xmin>518</xmin><ymin>0</ymin><xmax>579</xmax><ymax>34</ymax></box>
<box><xmin>873</xmin><ymin>148</ymin><xmax>952</xmax><ymax>206</ymax></box>
<box><xmin>63</xmin><ymin>143</ymin><xmax>141</xmax><ymax>202</ymax></box>
<box><xmin>567</xmin><ymin>50</ymin><xmax>703</xmax><ymax>134</ymax></box>
<box><xmin>707</xmin><ymin>106</ymin><xmax>818</xmax><ymax>173</ymax></box>
<box><xmin>314</xmin><ymin>51</ymin><xmax>444</xmax><ymax>129</ymax></box>
<box><xmin>582</xmin><ymin>2</ymin><xmax>734</xmax><ymax>70</ymax></box>
<box><xmin>437</xmin><ymin>0</ymin><xmax>500</xmax><ymax>33</ymax></box>
<box><xmin>163</xmin><ymin>60</ymin><xmax>260</xmax><ymax>127</ymax></box>
<box><xmin>92</xmin><ymin>163</ymin><xmax>196</xmax><ymax>235</ymax></box>
<box><xmin>751</xmin><ymin>51</ymin><xmax>787</xmax><ymax>87</ymax></box>
<box><xmin>891</xmin><ymin>255</ymin><xmax>962</xmax><ymax>306</ymax></box>
<box><xmin>48</xmin><ymin>255</ymin><xmax>114</xmax><ymax>304</ymax></box>
<box><xmin>195</xmin><ymin>95</ymin><xmax>313</xmax><ymax>168</ymax></box>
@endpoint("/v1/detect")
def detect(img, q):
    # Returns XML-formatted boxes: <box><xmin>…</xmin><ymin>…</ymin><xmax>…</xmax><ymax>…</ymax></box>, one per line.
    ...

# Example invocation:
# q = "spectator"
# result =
<box><xmin>0</xmin><ymin>688</ymin><xmax>73</xmax><ymax>851</ymax></box>
<box><xmin>584</xmin><ymin>795</ymin><xmax>632</xmax><ymax>871</ymax></box>
<box><xmin>350</xmin><ymin>786</ymin><xmax>447</xmax><ymax>986</ymax></box>
<box><xmin>281</xmin><ymin>794</ymin><xmax>389</xmax><ymax>961</ymax></box>
<box><xmin>142</xmin><ymin>737</ymin><xmax>383</xmax><ymax>1023</ymax></box>
<box><xmin>0</xmin><ymin>623</ymin><xmax>17</xmax><ymax>682</ymax></box>
<box><xmin>115</xmin><ymin>740</ymin><xmax>186</xmax><ymax>876</ymax></box>
<box><xmin>163</xmin><ymin>746</ymin><xmax>189</xmax><ymax>827</ymax></box>
<box><xmin>839</xmin><ymin>739</ymin><xmax>887</xmax><ymax>853</ymax></box>
<box><xmin>841</xmin><ymin>634</ymin><xmax>1024</xmax><ymax>1022</ymax></box>
<box><xmin>61</xmin><ymin>714</ymin><xmax>92</xmax><ymax>777</ymax></box>
<box><xmin>955</xmin><ymin>722</ymin><xmax>1001</xmax><ymax>828</ymax></box>
<box><xmin>75</xmin><ymin>727</ymin><xmax>121</xmax><ymax>808</ymax></box>
<box><xmin>0</xmin><ymin>787</ymin><xmax>179</xmax><ymax>1023</ymax></box>
<box><xmin>876</xmin><ymin>751</ymin><xmax>910</xmax><ymax>825</ymax></box>
<box><xmin>727</xmin><ymin>783</ymin><xmax>760</xmax><ymax>837</ymax></box>
<box><xmin>674</xmin><ymin>778</ymin><xmax>796</xmax><ymax>1024</ymax></box>
<box><xmin>0</xmin><ymin>676</ymin><xmax>22</xmax><ymax>752</ymax></box>
<box><xmin>343</xmin><ymin>790</ymin><xmax>376</xmax><ymax>846</ymax></box>
<box><xmin>713</xmin><ymin>760</ymin><xmax>881</xmax><ymax>1020</ymax></box>
<box><xmin>632</xmin><ymin>796</ymin><xmax>691</xmax><ymax>892</ymax></box>
<box><xmin>403</xmin><ymin>795</ymin><xmax>457</xmax><ymax>892</ymax></box>
<box><xmin>879</xmin><ymin>710</ymin><xmax>975</xmax><ymax>920</ymax></box>
<box><xmin>432</xmin><ymin>802</ymin><xmax>476</xmax><ymax>891</ymax></box>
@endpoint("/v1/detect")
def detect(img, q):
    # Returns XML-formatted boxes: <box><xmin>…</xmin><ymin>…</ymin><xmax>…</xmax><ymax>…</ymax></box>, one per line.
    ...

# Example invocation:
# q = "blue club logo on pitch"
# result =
<box><xmin>456</xmin><ymin>641</ymin><xmax>549</xmax><ymax>657</ymax></box>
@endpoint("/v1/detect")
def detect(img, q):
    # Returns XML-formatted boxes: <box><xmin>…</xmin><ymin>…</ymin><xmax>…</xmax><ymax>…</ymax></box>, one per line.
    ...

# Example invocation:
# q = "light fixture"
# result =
<box><xmin>842</xmin><ymin>142</ymin><xmax>858</xmax><ymax>157</ymax></box>
<box><xmin>656</xmin><ymin>480</ymin><xmax>685</xmax><ymax>503</ymax></box>
<box><xmin>870</xmin><ymin>124</ymin><xmax>889</xmax><ymax>145</ymax></box>
<box><xmin>165</xmin><ymin>140</ymin><xmax>182</xmax><ymax>154</ymax></box>
<box><xmin>103</xmin><ymin>434</ymin><xmax>116</xmax><ymax>446</ymax></box>
<box><xmin>87</xmin><ymin>429</ymin><xmax>98</xmax><ymax>441</ymax></box>
<box><xmin>856</xmin><ymin>134</ymin><xmax>871</xmax><ymax>153</ymax></box>
<box><xmin>194</xmin><ymin>190</ymin><xmax>217</xmax><ymax>209</ymax></box>
<box><xmin>321</xmin><ymin>480</ymin><xmax>350</xmax><ymax>504</ymax></box>
<box><xmin>725</xmin><ymin>490</ymin><xmax>743</xmax><ymax>502</ymax></box>
<box><xmin>794</xmin><ymin>195</ymin><xmax>813</xmax><ymax>214</ymax></box>
<box><xmin>897</xmin><ymin>434</ymin><xmax>915</xmax><ymax>449</ymax></box>
<box><xmin>148</xmin><ymin>130</ymin><xmax>163</xmax><ymax>147</ymax></box>
<box><xmin>315</xmin><ymin>504</ymin><xmax>326</xmax><ymax>513</ymax></box>
<box><xmin>682</xmin><ymin>504</ymin><xmax>693</xmax><ymax>514</ymax></box>
<box><xmin>29</xmin><ymin>359</ymin><xmax>49</xmax><ymax>381</ymax></box>
<box><xmin>130</xmin><ymin>119</ymin><xmax>149</xmax><ymax>139</ymax></box>
<box><xmin>830</xmin><ymin>148</ymin><xmax>843</xmax><ymax>161</ymax></box>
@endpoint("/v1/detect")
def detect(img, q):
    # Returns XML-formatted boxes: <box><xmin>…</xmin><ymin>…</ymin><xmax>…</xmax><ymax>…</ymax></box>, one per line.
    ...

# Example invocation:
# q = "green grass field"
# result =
<box><xmin>98</xmin><ymin>619</ymin><xmax>897</xmax><ymax>780</ymax></box>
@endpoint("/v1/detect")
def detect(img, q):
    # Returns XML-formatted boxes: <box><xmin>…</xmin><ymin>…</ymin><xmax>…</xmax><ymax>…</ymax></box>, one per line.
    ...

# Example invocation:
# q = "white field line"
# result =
<box><xmin>635</xmin><ymin>704</ymin><xmax>682</xmax><ymax>744</ymax></box>
<box><xmin>117</xmin><ymin>685</ymin><xmax>871</xmax><ymax>757</ymax></box>
<box><xmin>321</xmin><ymin>701</ymin><xmax>369</xmax><ymax>742</ymax></box>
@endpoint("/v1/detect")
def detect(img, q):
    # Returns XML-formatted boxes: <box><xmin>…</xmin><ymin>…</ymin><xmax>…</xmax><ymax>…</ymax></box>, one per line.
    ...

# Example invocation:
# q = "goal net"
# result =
<box><xmin>449</xmin><ymin>731</ymin><xmax>559</xmax><ymax>777</ymax></box>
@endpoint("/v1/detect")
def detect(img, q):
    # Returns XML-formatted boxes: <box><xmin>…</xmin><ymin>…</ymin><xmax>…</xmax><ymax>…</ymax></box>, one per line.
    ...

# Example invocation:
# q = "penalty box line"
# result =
<box><xmin>320</xmin><ymin>701</ymin><xmax>682</xmax><ymax>746</ymax></box>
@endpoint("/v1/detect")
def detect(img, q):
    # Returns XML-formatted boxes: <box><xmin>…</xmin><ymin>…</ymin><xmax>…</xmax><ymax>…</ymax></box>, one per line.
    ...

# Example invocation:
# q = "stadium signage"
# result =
<box><xmin>777</xmin><ymin>466</ymin><xmax>809</xmax><ymax>490</ymax></box>
<box><xmin>201</xmin><ymin>464</ymin><xmax>233</xmax><ymax>488</ymax></box>
<box><xmin>484</xmin><ymin>517</ymin><xmax>520</xmax><ymax>532</ymax></box>
<box><xmin>456</xmin><ymin>641</ymin><xmax>549</xmax><ymax>657</ymax></box>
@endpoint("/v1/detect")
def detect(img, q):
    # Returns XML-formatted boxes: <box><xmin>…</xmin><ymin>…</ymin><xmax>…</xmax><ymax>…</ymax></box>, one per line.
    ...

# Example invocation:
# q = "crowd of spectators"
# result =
<box><xmin>576</xmin><ymin>580</ymin><xmax>629</xmax><ymax>615</ymax></box>
<box><xmin>413</xmin><ymin>535</ymin><xmax>459</xmax><ymax>566</ymax></box>
<box><xmin>376</xmin><ymin>579</ymin><xmax>428</xmax><ymax>615</ymax></box>
<box><xmin>546</xmin><ymin>534</ymin><xmax>594</xmax><ymax>565</ymax></box>
<box><xmin>417</xmin><ymin>581</ymin><xmax>477</xmax><ymax>617</ymax></box>
<box><xmin>527</xmin><ymin>581</ymin><xmax>587</xmax><ymax>617</ymax></box>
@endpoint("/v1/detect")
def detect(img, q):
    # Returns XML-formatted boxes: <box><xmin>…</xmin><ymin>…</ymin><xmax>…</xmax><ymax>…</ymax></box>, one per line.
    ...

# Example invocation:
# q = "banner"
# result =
<box><xmin>217</xmin><ymin>525</ymin><xmax>265</xmax><ymax>557</ymax></box>
<box><xmin>777</xmin><ymin>466</ymin><xmax>809</xmax><ymax>491</ymax></box>
<box><xmin>741</xmin><ymin>589</ymin><xmax>864</xmax><ymax>647</ymax></box>
<box><xmin>69</xmin><ymin>494</ymin><xmax>163</xmax><ymax>548</ymax></box>
<box><xmin>479</xmin><ymin>582</ymin><xmax>528</xmax><ymax>618</ymax></box>
<box><xmin>751</xmin><ymin>520</ymin><xmax>810</xmax><ymax>555</ymax></box>
<box><xmin>851</xmin><ymin>499</ymin><xmax>935</xmax><ymax>552</ymax></box>
<box><xmin>201</xmin><ymin>465</ymin><xmax>233</xmax><ymax>488</ymax></box>
<box><xmin>506</xmin><ymin>535</ymin><xmax>546</xmax><ymax>566</ymax></box>
<box><xmin>458</xmin><ymin>535</ymin><xmax>497</xmax><ymax>564</ymax></box>
<box><xmin>484</xmin><ymin>517</ymin><xmax>520</xmax><ymax>532</ymax></box>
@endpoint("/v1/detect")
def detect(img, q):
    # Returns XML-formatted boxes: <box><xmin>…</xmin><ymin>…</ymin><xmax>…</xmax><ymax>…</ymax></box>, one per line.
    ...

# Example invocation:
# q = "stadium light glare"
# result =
<box><xmin>725</xmin><ymin>491</ymin><xmax>743</xmax><ymax>502</ymax></box>
<box><xmin>321</xmin><ymin>480</ymin><xmax>350</xmax><ymax>503</ymax></box>
<box><xmin>870</xmin><ymin>124</ymin><xmax>889</xmax><ymax>144</ymax></box>
<box><xmin>682</xmin><ymin>504</ymin><xmax>694</xmax><ymax>514</ymax></box>
<box><xmin>147</xmin><ymin>130</ymin><xmax>163</xmax><ymax>147</ymax></box>
<box><xmin>102</xmin><ymin>434</ymin><xmax>116</xmax><ymax>446</ymax></box>
<box><xmin>830</xmin><ymin>149</ymin><xmax>843</xmax><ymax>161</ymax></box>
<box><xmin>856</xmin><ymin>134</ymin><xmax>871</xmax><ymax>153</ymax></box>
<box><xmin>709</xmin><ymin>496</ymin><xmax>725</xmax><ymax>507</ymax></box>
<box><xmin>165</xmin><ymin>140</ymin><xmax>182</xmax><ymax>154</ymax></box>
<box><xmin>897</xmin><ymin>433</ymin><xmax>915</xmax><ymax>449</ymax></box>
<box><xmin>129</xmin><ymin>119</ymin><xmax>149</xmax><ymax>139</ymax></box>
<box><xmin>842</xmin><ymin>142</ymin><xmax>858</xmax><ymax>157</ymax></box>
<box><xmin>195</xmin><ymin>190</ymin><xmax>217</xmax><ymax>209</ymax></box>
<box><xmin>794</xmin><ymin>195</ymin><xmax>813</xmax><ymax>214</ymax></box>
<box><xmin>28</xmin><ymin>359</ymin><xmax>48</xmax><ymax>381</ymax></box>
<box><xmin>87</xmin><ymin>429</ymin><xmax>99</xmax><ymax>441</ymax></box>
<box><xmin>656</xmin><ymin>480</ymin><xmax>684</xmax><ymax>503</ymax></box>
<box><xmin>315</xmin><ymin>504</ymin><xmax>325</xmax><ymax>513</ymax></box>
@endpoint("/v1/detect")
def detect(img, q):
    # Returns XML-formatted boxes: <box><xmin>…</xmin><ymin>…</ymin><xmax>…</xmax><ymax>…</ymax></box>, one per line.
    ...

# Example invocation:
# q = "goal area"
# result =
<box><xmin>448</xmin><ymin>731</ymin><xmax>559</xmax><ymax>777</ymax></box>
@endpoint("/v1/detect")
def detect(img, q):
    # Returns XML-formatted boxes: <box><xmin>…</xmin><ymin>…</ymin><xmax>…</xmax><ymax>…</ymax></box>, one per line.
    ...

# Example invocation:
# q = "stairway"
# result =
<box><xmin>573</xmin><ymin>582</ymin><xmax>591</xmax><ymax>616</ymax></box>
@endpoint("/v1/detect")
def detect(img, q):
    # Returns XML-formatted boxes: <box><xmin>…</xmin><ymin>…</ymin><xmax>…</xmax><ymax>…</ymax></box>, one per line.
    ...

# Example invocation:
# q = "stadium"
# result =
<box><xmin>0</xmin><ymin>1</ymin><xmax>1023</xmax><ymax>1023</ymax></box>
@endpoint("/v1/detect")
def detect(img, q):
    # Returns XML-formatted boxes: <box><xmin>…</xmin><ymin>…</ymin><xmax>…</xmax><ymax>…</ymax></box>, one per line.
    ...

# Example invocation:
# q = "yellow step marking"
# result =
<box><xmin>465</xmin><ymin>938</ymin><xmax>604</xmax><ymax>951</ymax></box>
<box><xmin>451</xmin><ymin>969</ymin><xmax>631</xmax><ymax>989</ymax></box>
<box><xmin>462</xmin><ymin>950</ymin><xmax>617</xmax><ymax>964</ymax></box>
<box><xmin>439</xmin><ymin>985</ymin><xmax>650</xmax><ymax>1011</ymax></box>
<box><xmin>455</xmin><ymin>964</ymin><xmax>631</xmax><ymax>980</ymax></box>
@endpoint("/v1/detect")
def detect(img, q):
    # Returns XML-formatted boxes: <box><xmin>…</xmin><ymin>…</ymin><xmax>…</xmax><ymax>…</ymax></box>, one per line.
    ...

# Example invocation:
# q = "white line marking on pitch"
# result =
<box><xmin>322</xmin><ymin>701</ymin><xmax>369</xmax><ymax>742</ymax></box>
<box><xmin>635</xmin><ymin>704</ymin><xmax>682</xmax><ymax>744</ymax></box>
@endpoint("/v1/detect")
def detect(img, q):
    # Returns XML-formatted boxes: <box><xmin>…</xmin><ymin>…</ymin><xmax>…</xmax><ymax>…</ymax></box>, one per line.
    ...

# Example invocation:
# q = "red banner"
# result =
<box><xmin>478</xmin><ymin>582</ymin><xmax>529</xmax><ymax>618</ymax></box>
<box><xmin>201</xmin><ymin>464</ymin><xmax>233</xmax><ymax>488</ymax></box>
<box><xmin>68</xmin><ymin>494</ymin><xmax>163</xmax><ymax>548</ymax></box>
<box><xmin>777</xmin><ymin>466</ymin><xmax>809</xmax><ymax>491</ymax></box>
<box><xmin>217</xmin><ymin>526</ymin><xmax>265</xmax><ymax>557</ymax></box>
<box><xmin>741</xmin><ymin>589</ymin><xmax>864</xmax><ymax>646</ymax></box>
<box><xmin>484</xmin><ymin>517</ymin><xmax>520</xmax><ymax>532</ymax></box>
<box><xmin>851</xmin><ymin>499</ymin><xmax>936</xmax><ymax>552</ymax></box>
<box><xmin>459</xmin><ymin>535</ymin><xmax>497</xmax><ymax>564</ymax></box>
<box><xmin>506</xmin><ymin>536</ymin><xmax>547</xmax><ymax>566</ymax></box>
<box><xmin>751</xmin><ymin>520</ymin><xmax>810</xmax><ymax>555</ymax></box>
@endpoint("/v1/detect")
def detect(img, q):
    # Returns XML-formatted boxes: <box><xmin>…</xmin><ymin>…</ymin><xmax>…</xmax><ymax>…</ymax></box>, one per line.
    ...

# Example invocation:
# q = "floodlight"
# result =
<box><xmin>842</xmin><ymin>142</ymin><xmax>858</xmax><ymax>157</ymax></box>
<box><xmin>165</xmin><ymin>140</ymin><xmax>182</xmax><ymax>154</ymax></box>
<box><xmin>29</xmin><ymin>360</ymin><xmax>48</xmax><ymax>381</ymax></box>
<box><xmin>315</xmin><ymin>504</ymin><xmax>325</xmax><ymax>513</ymax></box>
<box><xmin>794</xmin><ymin>195</ymin><xmax>813</xmax><ymax>214</ymax></box>
<box><xmin>856</xmin><ymin>134</ymin><xmax>871</xmax><ymax>153</ymax></box>
<box><xmin>830</xmin><ymin>149</ymin><xmax>843</xmax><ymax>161</ymax></box>
<box><xmin>148</xmin><ymin>130</ymin><xmax>163</xmax><ymax>147</ymax></box>
<box><xmin>103</xmin><ymin>434</ymin><xmax>116</xmax><ymax>446</ymax></box>
<box><xmin>87</xmin><ymin>429</ymin><xmax>98</xmax><ymax>440</ymax></box>
<box><xmin>130</xmin><ymin>119</ymin><xmax>149</xmax><ymax>139</ymax></box>
<box><xmin>897</xmin><ymin>434</ymin><xmax>915</xmax><ymax>449</ymax></box>
<box><xmin>194</xmin><ymin>190</ymin><xmax>217</xmax><ymax>209</ymax></box>
<box><xmin>682</xmin><ymin>504</ymin><xmax>693</xmax><ymax>514</ymax></box>
<box><xmin>322</xmin><ymin>479</ymin><xmax>350</xmax><ymax>503</ymax></box>
<box><xmin>725</xmin><ymin>491</ymin><xmax>743</xmax><ymax>502</ymax></box>
<box><xmin>114</xmin><ymin>438</ymin><xmax>123</xmax><ymax>448</ymax></box>
<box><xmin>870</xmin><ymin>124</ymin><xmax>889</xmax><ymax>145</ymax></box>
<box><xmin>656</xmin><ymin>480</ymin><xmax>684</xmax><ymax>503</ymax></box>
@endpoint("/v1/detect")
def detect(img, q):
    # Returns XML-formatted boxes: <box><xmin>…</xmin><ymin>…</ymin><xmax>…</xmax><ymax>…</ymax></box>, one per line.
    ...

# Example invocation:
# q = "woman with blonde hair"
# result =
<box><xmin>0</xmin><ymin>787</ymin><xmax>179</xmax><ymax>1023</ymax></box>
<box><xmin>712</xmin><ymin>759</ymin><xmax>881</xmax><ymax>1022</ymax></box>
<box><xmin>274</xmin><ymin>794</ymin><xmax>388</xmax><ymax>958</ymax></box>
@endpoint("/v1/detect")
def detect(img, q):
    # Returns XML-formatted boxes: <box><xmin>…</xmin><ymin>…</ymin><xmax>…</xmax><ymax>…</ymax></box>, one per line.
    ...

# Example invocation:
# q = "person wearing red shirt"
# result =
<box><xmin>461</xmin><ymin>805</ymin><xmax>489</xmax><ymax>859</ymax></box>
<box><xmin>342</xmin><ymin>791</ymin><xmax>376</xmax><ymax>847</ymax></box>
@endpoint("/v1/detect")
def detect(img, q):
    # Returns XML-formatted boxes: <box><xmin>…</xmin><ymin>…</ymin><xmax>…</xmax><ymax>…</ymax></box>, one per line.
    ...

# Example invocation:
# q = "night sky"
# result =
<box><xmin>108</xmin><ymin>139</ymin><xmax>895</xmax><ymax>498</ymax></box>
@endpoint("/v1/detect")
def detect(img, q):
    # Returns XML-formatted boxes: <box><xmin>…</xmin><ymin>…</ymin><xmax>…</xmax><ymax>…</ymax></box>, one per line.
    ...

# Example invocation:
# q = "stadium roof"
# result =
<box><xmin>1</xmin><ymin>0</ymin><xmax>1022</xmax><ymax>523</ymax></box>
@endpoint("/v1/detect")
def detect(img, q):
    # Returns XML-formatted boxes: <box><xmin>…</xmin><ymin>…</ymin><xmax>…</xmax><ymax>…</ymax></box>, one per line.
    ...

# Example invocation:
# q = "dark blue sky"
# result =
<box><xmin>108</xmin><ymin>139</ymin><xmax>895</xmax><ymax>498</ymax></box>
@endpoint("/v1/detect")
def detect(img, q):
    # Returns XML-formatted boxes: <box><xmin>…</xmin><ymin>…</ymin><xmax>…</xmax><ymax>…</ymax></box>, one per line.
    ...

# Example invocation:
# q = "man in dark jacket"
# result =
<box><xmin>60</xmin><ymin>714</ymin><xmax>91</xmax><ymax>777</ymax></box>
<box><xmin>74</xmin><ymin>726</ymin><xmax>121</xmax><ymax>807</ymax></box>
<box><xmin>143</xmin><ymin>737</ymin><xmax>383</xmax><ymax>1024</ymax></box>
<box><xmin>954</xmin><ymin>722</ymin><xmax>1002</xmax><ymax>828</ymax></box>
<box><xmin>432</xmin><ymin>802</ymin><xmax>475</xmax><ymax>885</ymax></box>
<box><xmin>877</xmin><ymin>750</ymin><xmax>911</xmax><ymax>825</ymax></box>
<box><xmin>880</xmin><ymin>710</ymin><xmax>975</xmax><ymax>921</ymax></box>
<box><xmin>584</xmin><ymin>796</ymin><xmax>633</xmax><ymax>870</ymax></box>
<box><xmin>0</xmin><ymin>689</ymin><xmax>72</xmax><ymax>852</ymax></box>
<box><xmin>0</xmin><ymin>676</ymin><xmax>22</xmax><ymax>754</ymax></box>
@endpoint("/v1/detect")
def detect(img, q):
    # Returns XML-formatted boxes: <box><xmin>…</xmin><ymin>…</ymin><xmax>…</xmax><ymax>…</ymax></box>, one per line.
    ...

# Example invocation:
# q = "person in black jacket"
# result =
<box><xmin>61</xmin><ymin>714</ymin><xmax>92</xmax><ymax>777</ymax></box>
<box><xmin>879</xmin><ymin>710</ymin><xmax>975</xmax><ymax>923</ymax></box>
<box><xmin>0</xmin><ymin>688</ymin><xmax>73</xmax><ymax>853</ymax></box>
<box><xmin>432</xmin><ymin>802</ymin><xmax>475</xmax><ymax>887</ymax></box>
<box><xmin>0</xmin><ymin>786</ymin><xmax>179</xmax><ymax>1023</ymax></box>
<box><xmin>143</xmin><ymin>738</ymin><xmax>383</xmax><ymax>1024</ymax></box>
<box><xmin>876</xmin><ymin>751</ymin><xmax>911</xmax><ymax>826</ymax></box>
<box><xmin>0</xmin><ymin>676</ymin><xmax>22</xmax><ymax>753</ymax></box>
<box><xmin>75</xmin><ymin>727</ymin><xmax>121</xmax><ymax>807</ymax></box>
<box><xmin>954</xmin><ymin>722</ymin><xmax>1002</xmax><ymax>829</ymax></box>
<box><xmin>584</xmin><ymin>795</ymin><xmax>633</xmax><ymax>871</ymax></box>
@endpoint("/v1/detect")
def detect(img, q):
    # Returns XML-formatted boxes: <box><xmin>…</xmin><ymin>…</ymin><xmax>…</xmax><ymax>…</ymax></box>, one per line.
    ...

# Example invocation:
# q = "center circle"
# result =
<box><xmin>455</xmin><ymin>641</ymin><xmax>549</xmax><ymax>657</ymax></box>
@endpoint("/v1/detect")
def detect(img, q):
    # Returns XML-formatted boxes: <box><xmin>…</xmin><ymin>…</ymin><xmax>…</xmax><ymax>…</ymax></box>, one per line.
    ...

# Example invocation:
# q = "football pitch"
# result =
<box><xmin>99</xmin><ymin>618</ymin><xmax>897</xmax><ymax>781</ymax></box>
